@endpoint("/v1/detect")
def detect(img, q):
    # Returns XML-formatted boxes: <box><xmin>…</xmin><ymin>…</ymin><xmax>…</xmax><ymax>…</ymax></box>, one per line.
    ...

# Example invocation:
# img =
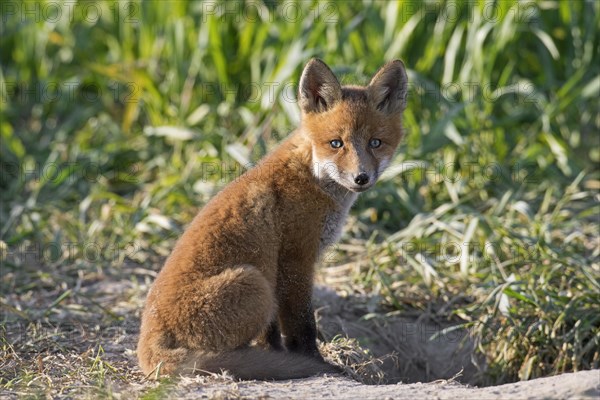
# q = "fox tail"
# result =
<box><xmin>147</xmin><ymin>347</ymin><xmax>340</xmax><ymax>380</ymax></box>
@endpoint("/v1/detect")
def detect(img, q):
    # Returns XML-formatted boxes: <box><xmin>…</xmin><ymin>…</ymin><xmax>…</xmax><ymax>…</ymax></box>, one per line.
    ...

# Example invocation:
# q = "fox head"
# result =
<box><xmin>299</xmin><ymin>59</ymin><xmax>407</xmax><ymax>193</ymax></box>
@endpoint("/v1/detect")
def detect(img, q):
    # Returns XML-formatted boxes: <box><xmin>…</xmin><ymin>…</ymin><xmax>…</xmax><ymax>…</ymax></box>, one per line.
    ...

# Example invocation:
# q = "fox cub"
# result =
<box><xmin>138</xmin><ymin>59</ymin><xmax>408</xmax><ymax>380</ymax></box>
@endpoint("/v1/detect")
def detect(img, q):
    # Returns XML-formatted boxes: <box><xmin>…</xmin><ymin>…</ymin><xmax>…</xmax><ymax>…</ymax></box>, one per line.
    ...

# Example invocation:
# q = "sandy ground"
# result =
<box><xmin>148</xmin><ymin>369</ymin><xmax>600</xmax><ymax>399</ymax></box>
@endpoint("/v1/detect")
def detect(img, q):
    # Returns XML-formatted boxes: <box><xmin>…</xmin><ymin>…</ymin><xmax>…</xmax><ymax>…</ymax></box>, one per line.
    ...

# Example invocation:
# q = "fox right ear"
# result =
<box><xmin>298</xmin><ymin>59</ymin><xmax>342</xmax><ymax>114</ymax></box>
<box><xmin>368</xmin><ymin>60</ymin><xmax>408</xmax><ymax>115</ymax></box>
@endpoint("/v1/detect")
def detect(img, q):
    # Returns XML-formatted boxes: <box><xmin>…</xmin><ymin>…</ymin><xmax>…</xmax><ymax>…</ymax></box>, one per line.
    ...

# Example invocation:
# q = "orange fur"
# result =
<box><xmin>137</xmin><ymin>59</ymin><xmax>408</xmax><ymax>380</ymax></box>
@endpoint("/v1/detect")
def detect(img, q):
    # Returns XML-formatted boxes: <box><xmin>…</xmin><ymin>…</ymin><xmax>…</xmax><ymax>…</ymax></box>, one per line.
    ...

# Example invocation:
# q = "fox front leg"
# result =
<box><xmin>277</xmin><ymin>279</ymin><xmax>322</xmax><ymax>359</ymax></box>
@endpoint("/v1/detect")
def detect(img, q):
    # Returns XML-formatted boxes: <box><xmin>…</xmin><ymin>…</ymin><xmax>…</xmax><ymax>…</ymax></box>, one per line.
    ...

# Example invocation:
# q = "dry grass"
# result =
<box><xmin>320</xmin><ymin>337</ymin><xmax>394</xmax><ymax>385</ymax></box>
<box><xmin>0</xmin><ymin>263</ymin><xmax>148</xmax><ymax>398</ymax></box>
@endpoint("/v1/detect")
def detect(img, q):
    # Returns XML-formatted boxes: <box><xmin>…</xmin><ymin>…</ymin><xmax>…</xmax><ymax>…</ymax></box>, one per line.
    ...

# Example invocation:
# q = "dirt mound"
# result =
<box><xmin>155</xmin><ymin>369</ymin><xmax>600</xmax><ymax>399</ymax></box>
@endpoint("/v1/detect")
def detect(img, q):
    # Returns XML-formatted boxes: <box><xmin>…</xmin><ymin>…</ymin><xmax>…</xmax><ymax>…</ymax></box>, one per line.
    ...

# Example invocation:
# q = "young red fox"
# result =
<box><xmin>137</xmin><ymin>59</ymin><xmax>408</xmax><ymax>380</ymax></box>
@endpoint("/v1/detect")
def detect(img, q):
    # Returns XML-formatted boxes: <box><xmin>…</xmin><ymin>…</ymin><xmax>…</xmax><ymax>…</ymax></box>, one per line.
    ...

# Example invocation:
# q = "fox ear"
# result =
<box><xmin>299</xmin><ymin>59</ymin><xmax>342</xmax><ymax>114</ymax></box>
<box><xmin>368</xmin><ymin>60</ymin><xmax>408</xmax><ymax>114</ymax></box>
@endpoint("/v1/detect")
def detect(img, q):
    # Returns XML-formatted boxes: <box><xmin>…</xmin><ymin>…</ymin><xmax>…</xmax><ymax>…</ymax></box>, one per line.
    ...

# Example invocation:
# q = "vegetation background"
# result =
<box><xmin>1</xmin><ymin>0</ymin><xmax>598</xmax><ymax>396</ymax></box>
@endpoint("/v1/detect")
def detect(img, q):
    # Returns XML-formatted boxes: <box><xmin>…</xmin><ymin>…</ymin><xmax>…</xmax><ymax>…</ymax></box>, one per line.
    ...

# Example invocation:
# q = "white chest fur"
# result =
<box><xmin>319</xmin><ymin>191</ymin><xmax>358</xmax><ymax>251</ymax></box>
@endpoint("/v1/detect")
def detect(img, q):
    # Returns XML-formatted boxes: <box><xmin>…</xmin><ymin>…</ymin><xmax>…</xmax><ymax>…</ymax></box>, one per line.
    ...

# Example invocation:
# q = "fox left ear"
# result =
<box><xmin>368</xmin><ymin>60</ymin><xmax>408</xmax><ymax>114</ymax></box>
<box><xmin>299</xmin><ymin>59</ymin><xmax>342</xmax><ymax>114</ymax></box>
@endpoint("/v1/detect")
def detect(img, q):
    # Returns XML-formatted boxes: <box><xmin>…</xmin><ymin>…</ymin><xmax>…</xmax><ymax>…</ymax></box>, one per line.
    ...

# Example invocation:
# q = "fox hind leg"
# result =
<box><xmin>139</xmin><ymin>265</ymin><xmax>276</xmax><ymax>375</ymax></box>
<box><xmin>178</xmin><ymin>265</ymin><xmax>276</xmax><ymax>351</ymax></box>
<box><xmin>255</xmin><ymin>319</ymin><xmax>283</xmax><ymax>351</ymax></box>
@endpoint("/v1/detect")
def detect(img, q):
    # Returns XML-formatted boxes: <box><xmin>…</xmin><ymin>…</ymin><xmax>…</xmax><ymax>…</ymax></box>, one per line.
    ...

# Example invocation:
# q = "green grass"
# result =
<box><xmin>1</xmin><ymin>0</ymin><xmax>599</xmax><ymax>393</ymax></box>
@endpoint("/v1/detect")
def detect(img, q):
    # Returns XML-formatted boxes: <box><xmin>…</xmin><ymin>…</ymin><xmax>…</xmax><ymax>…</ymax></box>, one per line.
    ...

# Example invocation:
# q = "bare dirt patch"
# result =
<box><xmin>1</xmin><ymin>262</ymin><xmax>598</xmax><ymax>398</ymax></box>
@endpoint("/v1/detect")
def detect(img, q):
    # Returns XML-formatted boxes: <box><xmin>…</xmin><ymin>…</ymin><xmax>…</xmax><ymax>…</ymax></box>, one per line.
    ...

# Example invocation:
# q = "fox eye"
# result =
<box><xmin>330</xmin><ymin>139</ymin><xmax>343</xmax><ymax>149</ymax></box>
<box><xmin>369</xmin><ymin>138</ymin><xmax>382</xmax><ymax>148</ymax></box>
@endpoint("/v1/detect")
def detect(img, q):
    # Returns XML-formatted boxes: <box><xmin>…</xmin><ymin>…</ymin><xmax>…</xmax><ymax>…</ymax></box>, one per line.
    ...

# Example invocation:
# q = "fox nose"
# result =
<box><xmin>354</xmin><ymin>173</ymin><xmax>369</xmax><ymax>186</ymax></box>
